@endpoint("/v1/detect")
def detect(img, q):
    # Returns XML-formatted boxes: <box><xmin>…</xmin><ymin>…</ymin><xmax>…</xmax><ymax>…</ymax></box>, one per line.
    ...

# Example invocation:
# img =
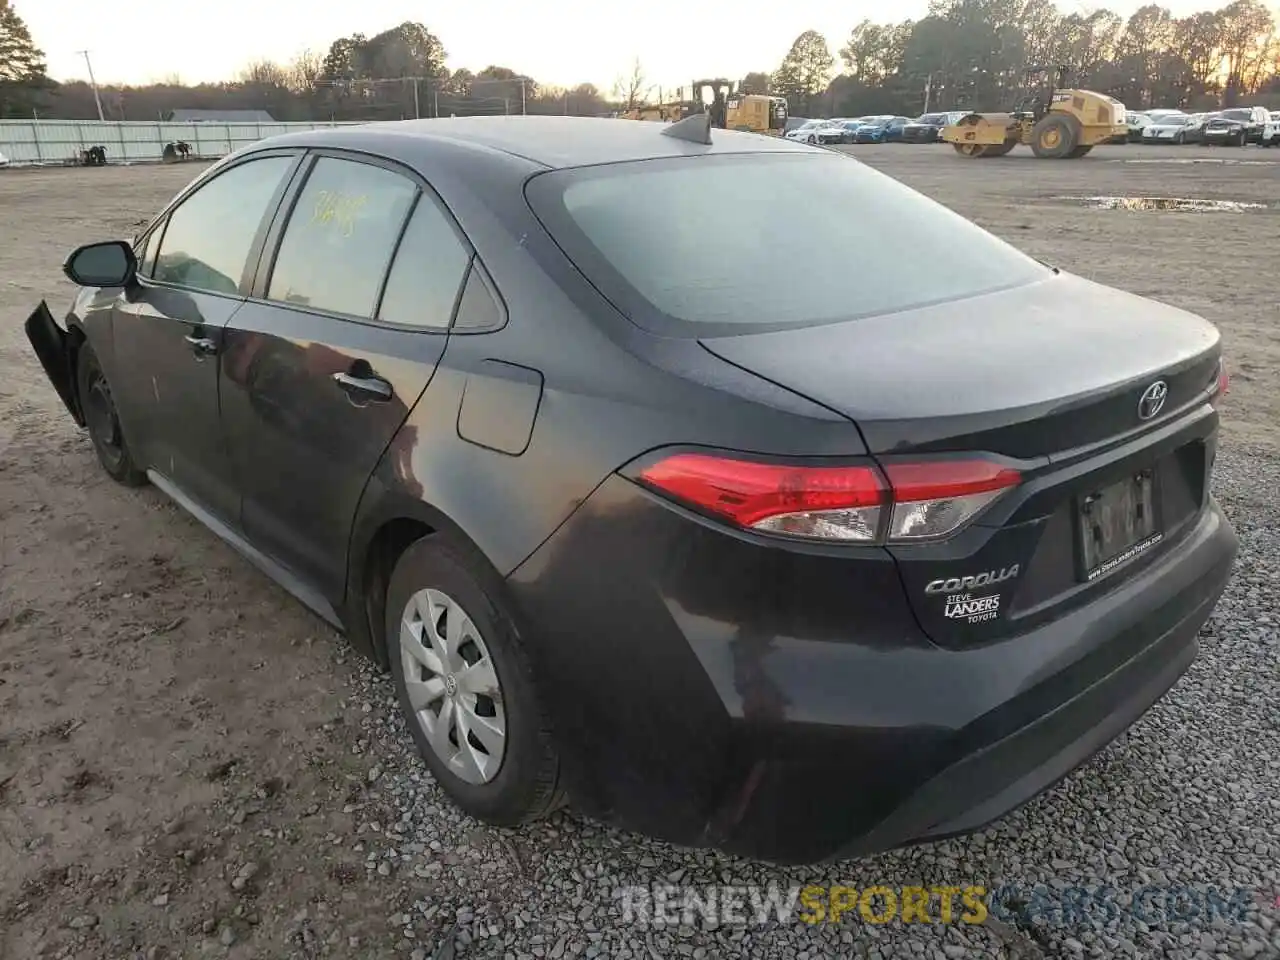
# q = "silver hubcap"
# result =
<box><xmin>400</xmin><ymin>588</ymin><xmax>506</xmax><ymax>784</ymax></box>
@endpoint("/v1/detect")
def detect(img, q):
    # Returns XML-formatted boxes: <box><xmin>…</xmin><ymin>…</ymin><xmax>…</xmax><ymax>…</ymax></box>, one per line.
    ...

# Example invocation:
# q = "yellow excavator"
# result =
<box><xmin>620</xmin><ymin>78</ymin><xmax>788</xmax><ymax>136</ymax></box>
<box><xmin>940</xmin><ymin>66</ymin><xmax>1127</xmax><ymax>158</ymax></box>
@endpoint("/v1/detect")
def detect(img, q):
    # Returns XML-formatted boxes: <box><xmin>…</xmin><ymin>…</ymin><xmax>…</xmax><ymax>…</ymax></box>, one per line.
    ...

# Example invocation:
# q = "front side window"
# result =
<box><xmin>267</xmin><ymin>157</ymin><xmax>417</xmax><ymax>318</ymax></box>
<box><xmin>527</xmin><ymin>152</ymin><xmax>1049</xmax><ymax>337</ymax></box>
<box><xmin>152</xmin><ymin>155</ymin><xmax>294</xmax><ymax>296</ymax></box>
<box><xmin>134</xmin><ymin>226</ymin><xmax>160</xmax><ymax>279</ymax></box>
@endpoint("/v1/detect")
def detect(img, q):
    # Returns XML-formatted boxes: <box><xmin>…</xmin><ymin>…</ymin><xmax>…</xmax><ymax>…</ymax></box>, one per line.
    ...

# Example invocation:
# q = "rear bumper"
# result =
<box><xmin>509</xmin><ymin>476</ymin><xmax>1236</xmax><ymax>864</ymax></box>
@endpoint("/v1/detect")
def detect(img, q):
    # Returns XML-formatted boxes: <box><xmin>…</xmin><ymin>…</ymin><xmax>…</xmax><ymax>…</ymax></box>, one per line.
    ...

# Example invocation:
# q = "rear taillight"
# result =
<box><xmin>1210</xmin><ymin>358</ymin><xmax>1229</xmax><ymax>405</ymax></box>
<box><xmin>880</xmin><ymin>460</ymin><xmax>1022</xmax><ymax>541</ymax></box>
<box><xmin>635</xmin><ymin>452</ymin><xmax>1020</xmax><ymax>544</ymax></box>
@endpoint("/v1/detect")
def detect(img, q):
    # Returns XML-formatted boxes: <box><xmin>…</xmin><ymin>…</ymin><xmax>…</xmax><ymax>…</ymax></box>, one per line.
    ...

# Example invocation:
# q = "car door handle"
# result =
<box><xmin>332</xmin><ymin>371</ymin><xmax>393</xmax><ymax>402</ymax></box>
<box><xmin>184</xmin><ymin>334</ymin><xmax>217</xmax><ymax>357</ymax></box>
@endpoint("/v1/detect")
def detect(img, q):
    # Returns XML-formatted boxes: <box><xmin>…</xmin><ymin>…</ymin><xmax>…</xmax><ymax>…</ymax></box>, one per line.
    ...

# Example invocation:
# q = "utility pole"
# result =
<box><xmin>923</xmin><ymin>73</ymin><xmax>933</xmax><ymax>114</ymax></box>
<box><xmin>520</xmin><ymin>79</ymin><xmax>526</xmax><ymax>115</ymax></box>
<box><xmin>564</xmin><ymin>91</ymin><xmax>569</xmax><ymax>115</ymax></box>
<box><xmin>412</xmin><ymin>78</ymin><xmax>420</xmax><ymax>119</ymax></box>
<box><xmin>78</xmin><ymin>50</ymin><xmax>105</xmax><ymax>121</ymax></box>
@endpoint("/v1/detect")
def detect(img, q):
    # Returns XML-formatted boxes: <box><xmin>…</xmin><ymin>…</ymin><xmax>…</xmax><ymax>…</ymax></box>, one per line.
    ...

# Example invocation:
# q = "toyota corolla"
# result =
<box><xmin>25</xmin><ymin>115</ymin><xmax>1237</xmax><ymax>864</ymax></box>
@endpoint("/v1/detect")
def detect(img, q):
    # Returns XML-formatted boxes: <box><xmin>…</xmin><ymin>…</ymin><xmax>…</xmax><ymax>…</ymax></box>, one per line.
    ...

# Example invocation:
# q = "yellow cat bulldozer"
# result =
<box><xmin>940</xmin><ymin>66</ymin><xmax>1127</xmax><ymax>158</ymax></box>
<box><xmin>620</xmin><ymin>78</ymin><xmax>788</xmax><ymax>136</ymax></box>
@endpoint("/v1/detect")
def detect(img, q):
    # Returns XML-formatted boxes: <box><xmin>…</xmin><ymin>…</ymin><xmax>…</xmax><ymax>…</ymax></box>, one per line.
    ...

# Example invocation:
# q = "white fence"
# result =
<box><xmin>0</xmin><ymin>120</ymin><xmax>364</xmax><ymax>167</ymax></box>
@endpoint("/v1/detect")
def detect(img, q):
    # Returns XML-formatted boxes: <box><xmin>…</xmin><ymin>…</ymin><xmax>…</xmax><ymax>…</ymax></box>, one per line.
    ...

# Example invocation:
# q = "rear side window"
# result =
<box><xmin>376</xmin><ymin>194</ymin><xmax>471</xmax><ymax>330</ymax></box>
<box><xmin>267</xmin><ymin>157</ymin><xmax>417</xmax><ymax>318</ymax></box>
<box><xmin>526</xmin><ymin>153</ymin><xmax>1048</xmax><ymax>336</ymax></box>
<box><xmin>153</xmin><ymin>155</ymin><xmax>293</xmax><ymax>296</ymax></box>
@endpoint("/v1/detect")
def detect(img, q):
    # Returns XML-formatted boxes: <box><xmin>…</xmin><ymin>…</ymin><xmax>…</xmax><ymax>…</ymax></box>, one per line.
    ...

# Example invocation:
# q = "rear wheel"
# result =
<box><xmin>386</xmin><ymin>534</ymin><xmax>564</xmax><ymax>825</ymax></box>
<box><xmin>1030</xmin><ymin>114</ymin><xmax>1079</xmax><ymax>158</ymax></box>
<box><xmin>953</xmin><ymin>142</ymin><xmax>989</xmax><ymax>157</ymax></box>
<box><xmin>76</xmin><ymin>343</ymin><xmax>147</xmax><ymax>486</ymax></box>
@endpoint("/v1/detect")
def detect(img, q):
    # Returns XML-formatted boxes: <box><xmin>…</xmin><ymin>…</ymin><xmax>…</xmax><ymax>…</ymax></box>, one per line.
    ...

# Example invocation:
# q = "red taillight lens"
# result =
<box><xmin>637</xmin><ymin>454</ymin><xmax>888</xmax><ymax>541</ymax></box>
<box><xmin>881</xmin><ymin>460</ymin><xmax>1022</xmax><ymax>541</ymax></box>
<box><xmin>1211</xmin><ymin>358</ymin><xmax>1229</xmax><ymax>404</ymax></box>
<box><xmin>635</xmin><ymin>452</ymin><xmax>1020</xmax><ymax>543</ymax></box>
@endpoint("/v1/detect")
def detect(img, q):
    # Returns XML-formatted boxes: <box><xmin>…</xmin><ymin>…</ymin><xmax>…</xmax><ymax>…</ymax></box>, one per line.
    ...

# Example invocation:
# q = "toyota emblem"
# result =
<box><xmin>1138</xmin><ymin>380</ymin><xmax>1169</xmax><ymax>421</ymax></box>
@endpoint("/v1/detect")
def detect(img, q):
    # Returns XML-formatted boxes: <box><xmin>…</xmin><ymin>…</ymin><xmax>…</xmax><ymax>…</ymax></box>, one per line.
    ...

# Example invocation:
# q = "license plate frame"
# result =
<box><xmin>1076</xmin><ymin>467</ymin><xmax>1163</xmax><ymax>583</ymax></box>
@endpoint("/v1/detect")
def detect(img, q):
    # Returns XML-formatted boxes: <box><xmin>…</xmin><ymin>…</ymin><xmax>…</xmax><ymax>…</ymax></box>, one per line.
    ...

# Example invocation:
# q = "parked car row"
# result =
<box><xmin>1128</xmin><ymin>107</ymin><xmax>1279</xmax><ymax>147</ymax></box>
<box><xmin>785</xmin><ymin>112</ymin><xmax>967</xmax><ymax>146</ymax></box>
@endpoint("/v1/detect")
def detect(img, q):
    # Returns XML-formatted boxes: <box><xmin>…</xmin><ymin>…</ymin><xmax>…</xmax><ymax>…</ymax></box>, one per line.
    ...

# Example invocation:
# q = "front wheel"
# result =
<box><xmin>1031</xmin><ymin>114</ymin><xmax>1079</xmax><ymax>158</ymax></box>
<box><xmin>386</xmin><ymin>534</ymin><xmax>564</xmax><ymax>825</ymax></box>
<box><xmin>76</xmin><ymin>342</ymin><xmax>147</xmax><ymax>486</ymax></box>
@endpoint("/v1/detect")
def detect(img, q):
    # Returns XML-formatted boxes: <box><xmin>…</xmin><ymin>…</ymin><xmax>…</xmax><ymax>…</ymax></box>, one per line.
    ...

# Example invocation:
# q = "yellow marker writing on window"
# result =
<box><xmin>311</xmin><ymin>190</ymin><xmax>368</xmax><ymax>238</ymax></box>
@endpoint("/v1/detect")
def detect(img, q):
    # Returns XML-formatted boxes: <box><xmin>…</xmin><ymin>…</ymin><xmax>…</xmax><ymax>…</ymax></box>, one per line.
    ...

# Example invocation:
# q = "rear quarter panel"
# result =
<box><xmin>345</xmin><ymin>137</ymin><xmax>867</xmax><ymax>629</ymax></box>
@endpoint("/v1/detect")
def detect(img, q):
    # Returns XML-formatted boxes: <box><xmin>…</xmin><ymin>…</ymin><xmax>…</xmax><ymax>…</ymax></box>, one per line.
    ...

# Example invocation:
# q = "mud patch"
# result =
<box><xmin>1053</xmin><ymin>195</ymin><xmax>1268</xmax><ymax>212</ymax></box>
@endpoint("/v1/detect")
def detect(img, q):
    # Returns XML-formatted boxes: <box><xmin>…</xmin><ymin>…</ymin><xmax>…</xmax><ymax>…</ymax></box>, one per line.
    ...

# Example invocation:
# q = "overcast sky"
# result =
<box><xmin>19</xmin><ymin>0</ymin><xmax>1222</xmax><ymax>95</ymax></box>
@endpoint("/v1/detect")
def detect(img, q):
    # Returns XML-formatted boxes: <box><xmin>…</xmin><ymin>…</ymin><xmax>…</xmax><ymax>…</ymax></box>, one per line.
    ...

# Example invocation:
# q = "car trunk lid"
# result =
<box><xmin>698</xmin><ymin>272</ymin><xmax>1221</xmax><ymax>460</ymax></box>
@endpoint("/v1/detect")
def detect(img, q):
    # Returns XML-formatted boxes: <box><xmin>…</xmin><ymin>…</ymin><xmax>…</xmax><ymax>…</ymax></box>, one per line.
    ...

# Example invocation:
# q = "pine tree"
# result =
<box><xmin>771</xmin><ymin>31</ymin><xmax>835</xmax><ymax>115</ymax></box>
<box><xmin>0</xmin><ymin>0</ymin><xmax>52</xmax><ymax>118</ymax></box>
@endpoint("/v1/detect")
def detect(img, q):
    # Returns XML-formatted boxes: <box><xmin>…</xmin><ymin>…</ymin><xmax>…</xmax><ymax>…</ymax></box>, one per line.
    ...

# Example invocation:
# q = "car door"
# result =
<box><xmin>220</xmin><ymin>151</ymin><xmax>475</xmax><ymax>602</ymax></box>
<box><xmin>110</xmin><ymin>151</ymin><xmax>302</xmax><ymax>523</ymax></box>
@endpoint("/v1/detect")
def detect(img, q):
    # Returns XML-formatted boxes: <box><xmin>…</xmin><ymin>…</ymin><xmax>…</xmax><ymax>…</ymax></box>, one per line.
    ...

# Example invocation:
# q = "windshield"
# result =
<box><xmin>1159</xmin><ymin>116</ymin><xmax>1189</xmax><ymax>125</ymax></box>
<box><xmin>1220</xmin><ymin>109</ymin><xmax>1251</xmax><ymax>122</ymax></box>
<box><xmin>526</xmin><ymin>152</ymin><xmax>1049</xmax><ymax>336</ymax></box>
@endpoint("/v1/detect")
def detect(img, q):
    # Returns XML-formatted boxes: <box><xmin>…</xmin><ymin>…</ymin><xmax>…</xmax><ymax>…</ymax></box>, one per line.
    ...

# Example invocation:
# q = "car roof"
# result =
<box><xmin>259</xmin><ymin>116</ymin><xmax>812</xmax><ymax>172</ymax></box>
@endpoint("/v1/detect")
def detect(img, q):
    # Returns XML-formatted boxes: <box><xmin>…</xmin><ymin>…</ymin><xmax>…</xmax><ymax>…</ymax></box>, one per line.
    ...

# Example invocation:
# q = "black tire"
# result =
<box><xmin>1030</xmin><ymin>114</ymin><xmax>1079</xmax><ymax>158</ymax></box>
<box><xmin>385</xmin><ymin>533</ymin><xmax>563</xmax><ymax>825</ymax></box>
<box><xmin>76</xmin><ymin>342</ymin><xmax>147</xmax><ymax>486</ymax></box>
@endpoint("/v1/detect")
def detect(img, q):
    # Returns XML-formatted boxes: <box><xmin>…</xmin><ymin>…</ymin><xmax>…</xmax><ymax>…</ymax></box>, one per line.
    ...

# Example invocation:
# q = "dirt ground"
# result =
<box><xmin>0</xmin><ymin>143</ymin><xmax>1277</xmax><ymax>960</ymax></box>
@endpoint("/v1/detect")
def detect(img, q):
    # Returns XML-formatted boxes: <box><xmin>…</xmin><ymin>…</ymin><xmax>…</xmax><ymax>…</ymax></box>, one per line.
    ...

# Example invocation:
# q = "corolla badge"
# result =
<box><xmin>1138</xmin><ymin>380</ymin><xmax>1169</xmax><ymax>421</ymax></box>
<box><xmin>925</xmin><ymin>565</ymin><xmax>1019</xmax><ymax>595</ymax></box>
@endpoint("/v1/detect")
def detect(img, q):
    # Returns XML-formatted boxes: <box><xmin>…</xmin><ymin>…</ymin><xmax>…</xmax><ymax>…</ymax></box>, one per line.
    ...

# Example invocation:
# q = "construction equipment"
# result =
<box><xmin>619</xmin><ymin>78</ymin><xmax>787</xmax><ymax>136</ymax></box>
<box><xmin>940</xmin><ymin>66</ymin><xmax>1127</xmax><ymax>159</ymax></box>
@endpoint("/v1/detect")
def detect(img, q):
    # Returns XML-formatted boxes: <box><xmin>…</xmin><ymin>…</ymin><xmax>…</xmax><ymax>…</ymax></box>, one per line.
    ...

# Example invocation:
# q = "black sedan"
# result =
<box><xmin>1202</xmin><ymin>114</ymin><xmax>1249</xmax><ymax>146</ymax></box>
<box><xmin>26</xmin><ymin>116</ymin><xmax>1237</xmax><ymax>864</ymax></box>
<box><xmin>900</xmin><ymin>113</ymin><xmax>954</xmax><ymax>143</ymax></box>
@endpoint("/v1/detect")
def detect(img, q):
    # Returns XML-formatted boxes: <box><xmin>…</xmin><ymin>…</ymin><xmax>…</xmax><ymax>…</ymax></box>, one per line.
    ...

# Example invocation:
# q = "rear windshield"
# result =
<box><xmin>525</xmin><ymin>152</ymin><xmax>1048</xmax><ymax>336</ymax></box>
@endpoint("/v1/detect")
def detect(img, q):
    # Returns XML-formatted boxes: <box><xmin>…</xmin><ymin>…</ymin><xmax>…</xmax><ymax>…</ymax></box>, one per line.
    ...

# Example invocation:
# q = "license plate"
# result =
<box><xmin>1078</xmin><ymin>469</ymin><xmax>1162</xmax><ymax>581</ymax></box>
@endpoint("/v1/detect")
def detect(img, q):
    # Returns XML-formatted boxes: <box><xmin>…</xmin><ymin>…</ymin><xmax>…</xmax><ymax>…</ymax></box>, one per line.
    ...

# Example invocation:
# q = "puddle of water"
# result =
<box><xmin>1118</xmin><ymin>158</ymin><xmax>1277</xmax><ymax>166</ymax></box>
<box><xmin>1054</xmin><ymin>195</ymin><xmax>1267</xmax><ymax>212</ymax></box>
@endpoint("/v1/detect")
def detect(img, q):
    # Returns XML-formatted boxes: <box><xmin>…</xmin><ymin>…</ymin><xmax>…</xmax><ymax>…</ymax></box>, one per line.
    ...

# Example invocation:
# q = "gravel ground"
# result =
<box><xmin>1</xmin><ymin>145</ymin><xmax>1278</xmax><ymax>960</ymax></box>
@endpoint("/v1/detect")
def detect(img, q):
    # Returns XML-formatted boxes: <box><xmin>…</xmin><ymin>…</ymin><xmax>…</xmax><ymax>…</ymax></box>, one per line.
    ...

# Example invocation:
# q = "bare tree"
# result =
<box><xmin>238</xmin><ymin>59</ymin><xmax>290</xmax><ymax>88</ymax></box>
<box><xmin>287</xmin><ymin>49</ymin><xmax>324</xmax><ymax>96</ymax></box>
<box><xmin>612</xmin><ymin>57</ymin><xmax>649</xmax><ymax>110</ymax></box>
